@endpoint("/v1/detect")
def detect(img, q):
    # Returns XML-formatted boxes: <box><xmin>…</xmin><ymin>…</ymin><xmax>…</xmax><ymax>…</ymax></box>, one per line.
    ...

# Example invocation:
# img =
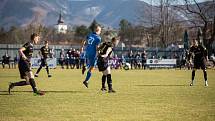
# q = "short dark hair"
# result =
<box><xmin>30</xmin><ymin>33</ymin><xmax>39</xmax><ymax>40</ymax></box>
<box><xmin>111</xmin><ymin>37</ymin><xmax>116</xmax><ymax>42</ymax></box>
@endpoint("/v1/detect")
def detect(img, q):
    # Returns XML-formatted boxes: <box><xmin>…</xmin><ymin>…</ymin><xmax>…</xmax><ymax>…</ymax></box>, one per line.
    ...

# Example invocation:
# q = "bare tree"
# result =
<box><xmin>182</xmin><ymin>0</ymin><xmax>215</xmax><ymax>55</ymax></box>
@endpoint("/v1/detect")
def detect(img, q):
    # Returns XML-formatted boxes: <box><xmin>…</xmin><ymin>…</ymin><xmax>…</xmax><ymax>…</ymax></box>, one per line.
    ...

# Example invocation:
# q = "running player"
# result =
<box><xmin>35</xmin><ymin>41</ymin><xmax>52</xmax><ymax>77</ymax></box>
<box><xmin>8</xmin><ymin>33</ymin><xmax>45</xmax><ymax>95</ymax></box>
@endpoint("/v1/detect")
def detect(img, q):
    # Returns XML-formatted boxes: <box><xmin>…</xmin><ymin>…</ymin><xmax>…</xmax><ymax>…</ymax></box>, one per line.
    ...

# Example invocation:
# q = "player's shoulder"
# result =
<box><xmin>41</xmin><ymin>46</ymin><xmax>46</xmax><ymax>49</ymax></box>
<box><xmin>106</xmin><ymin>42</ymin><xmax>112</xmax><ymax>46</ymax></box>
<box><xmin>197</xmin><ymin>45</ymin><xmax>207</xmax><ymax>50</ymax></box>
<box><xmin>23</xmin><ymin>42</ymin><xmax>33</xmax><ymax>48</ymax></box>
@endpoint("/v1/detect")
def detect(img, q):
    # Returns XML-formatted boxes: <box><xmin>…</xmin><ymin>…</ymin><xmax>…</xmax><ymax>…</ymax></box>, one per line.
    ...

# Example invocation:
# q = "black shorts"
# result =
<box><xmin>40</xmin><ymin>58</ymin><xmax>48</xmax><ymax>67</ymax></box>
<box><xmin>193</xmin><ymin>59</ymin><xmax>206</xmax><ymax>70</ymax></box>
<box><xmin>97</xmin><ymin>56</ymin><xmax>108</xmax><ymax>72</ymax></box>
<box><xmin>18</xmin><ymin>59</ymin><xmax>31</xmax><ymax>79</ymax></box>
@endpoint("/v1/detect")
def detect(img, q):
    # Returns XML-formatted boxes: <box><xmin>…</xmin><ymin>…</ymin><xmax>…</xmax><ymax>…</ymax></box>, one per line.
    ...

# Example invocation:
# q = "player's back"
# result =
<box><xmin>22</xmin><ymin>42</ymin><xmax>34</xmax><ymax>59</ymax></box>
<box><xmin>85</xmin><ymin>32</ymin><xmax>101</xmax><ymax>56</ymax></box>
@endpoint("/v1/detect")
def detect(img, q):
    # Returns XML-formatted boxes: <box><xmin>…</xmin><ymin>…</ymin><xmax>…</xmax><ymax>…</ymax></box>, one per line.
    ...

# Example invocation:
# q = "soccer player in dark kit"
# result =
<box><xmin>8</xmin><ymin>33</ymin><xmax>45</xmax><ymax>95</ymax></box>
<box><xmin>188</xmin><ymin>39</ymin><xmax>208</xmax><ymax>86</ymax></box>
<box><xmin>97</xmin><ymin>37</ymin><xmax>119</xmax><ymax>93</ymax></box>
<box><xmin>35</xmin><ymin>41</ymin><xmax>52</xmax><ymax>77</ymax></box>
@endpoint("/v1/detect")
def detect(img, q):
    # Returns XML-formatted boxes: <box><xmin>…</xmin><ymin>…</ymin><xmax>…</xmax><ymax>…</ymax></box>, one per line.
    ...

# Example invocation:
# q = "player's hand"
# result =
<box><xmin>22</xmin><ymin>56</ymin><xmax>28</xmax><ymax>61</ymax></box>
<box><xmin>189</xmin><ymin>60</ymin><xmax>192</xmax><ymax>64</ymax></box>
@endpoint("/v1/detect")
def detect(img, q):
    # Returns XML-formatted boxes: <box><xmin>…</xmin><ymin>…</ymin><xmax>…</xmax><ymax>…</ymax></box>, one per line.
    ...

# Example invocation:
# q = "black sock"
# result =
<box><xmin>203</xmin><ymin>70</ymin><xmax>207</xmax><ymax>81</ymax></box>
<box><xmin>107</xmin><ymin>74</ymin><xmax>112</xmax><ymax>90</ymax></box>
<box><xmin>46</xmin><ymin>66</ymin><xmax>50</xmax><ymax>75</ymax></box>
<box><xmin>13</xmin><ymin>81</ymin><xmax>29</xmax><ymax>86</ymax></box>
<box><xmin>29</xmin><ymin>78</ymin><xmax>37</xmax><ymax>93</ymax></box>
<box><xmin>102</xmin><ymin>75</ymin><xmax>106</xmax><ymax>88</ymax></box>
<box><xmin>36</xmin><ymin>66</ymin><xmax>42</xmax><ymax>74</ymax></box>
<box><xmin>192</xmin><ymin>70</ymin><xmax>195</xmax><ymax>81</ymax></box>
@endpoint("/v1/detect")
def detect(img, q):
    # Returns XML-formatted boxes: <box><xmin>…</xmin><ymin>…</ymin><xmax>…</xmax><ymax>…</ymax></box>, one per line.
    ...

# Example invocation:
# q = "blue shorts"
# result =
<box><xmin>86</xmin><ymin>54</ymin><xmax>97</xmax><ymax>68</ymax></box>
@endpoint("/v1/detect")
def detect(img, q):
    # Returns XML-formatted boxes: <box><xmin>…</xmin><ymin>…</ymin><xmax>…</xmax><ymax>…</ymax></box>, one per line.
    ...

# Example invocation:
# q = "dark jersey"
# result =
<box><xmin>98</xmin><ymin>42</ymin><xmax>113</xmax><ymax>57</ymax></box>
<box><xmin>41</xmin><ymin>46</ymin><xmax>50</xmax><ymax>58</ymax></box>
<box><xmin>22</xmin><ymin>42</ymin><xmax>34</xmax><ymax>60</ymax></box>
<box><xmin>189</xmin><ymin>45</ymin><xmax>207</xmax><ymax>61</ymax></box>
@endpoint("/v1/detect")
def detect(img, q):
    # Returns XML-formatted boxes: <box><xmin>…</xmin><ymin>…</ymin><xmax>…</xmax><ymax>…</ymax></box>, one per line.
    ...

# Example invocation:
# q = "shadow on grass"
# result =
<box><xmin>0</xmin><ymin>90</ymin><xmax>85</xmax><ymax>94</ymax></box>
<box><xmin>136</xmin><ymin>84</ymin><xmax>187</xmax><ymax>87</ymax></box>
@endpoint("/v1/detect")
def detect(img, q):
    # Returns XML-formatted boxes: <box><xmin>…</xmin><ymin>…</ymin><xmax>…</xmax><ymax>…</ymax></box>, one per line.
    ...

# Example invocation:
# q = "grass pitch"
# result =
<box><xmin>0</xmin><ymin>68</ymin><xmax>215</xmax><ymax>121</ymax></box>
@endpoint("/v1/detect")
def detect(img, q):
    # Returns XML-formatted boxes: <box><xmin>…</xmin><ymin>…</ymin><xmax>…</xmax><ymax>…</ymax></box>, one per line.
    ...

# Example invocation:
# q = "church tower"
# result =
<box><xmin>55</xmin><ymin>11</ymin><xmax>67</xmax><ymax>34</ymax></box>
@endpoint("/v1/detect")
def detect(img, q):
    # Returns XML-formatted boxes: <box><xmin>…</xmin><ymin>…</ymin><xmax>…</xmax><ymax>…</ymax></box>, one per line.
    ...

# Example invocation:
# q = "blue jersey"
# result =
<box><xmin>85</xmin><ymin>32</ymin><xmax>101</xmax><ymax>57</ymax></box>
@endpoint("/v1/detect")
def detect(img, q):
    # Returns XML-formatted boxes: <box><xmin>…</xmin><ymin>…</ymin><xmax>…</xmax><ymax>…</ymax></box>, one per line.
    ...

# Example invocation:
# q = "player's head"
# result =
<box><xmin>31</xmin><ymin>33</ymin><xmax>40</xmax><ymax>44</ymax></box>
<box><xmin>111</xmin><ymin>37</ymin><xmax>119</xmax><ymax>47</ymax></box>
<box><xmin>192</xmin><ymin>39</ymin><xmax>198</xmax><ymax>47</ymax></box>
<box><xmin>45</xmin><ymin>41</ymin><xmax>49</xmax><ymax>47</ymax></box>
<box><xmin>94</xmin><ymin>25</ymin><xmax>101</xmax><ymax>35</ymax></box>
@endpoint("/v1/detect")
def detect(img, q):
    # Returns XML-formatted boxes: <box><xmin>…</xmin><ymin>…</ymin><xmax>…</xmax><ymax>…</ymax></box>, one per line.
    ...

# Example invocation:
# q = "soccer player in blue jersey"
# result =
<box><xmin>82</xmin><ymin>25</ymin><xmax>102</xmax><ymax>88</ymax></box>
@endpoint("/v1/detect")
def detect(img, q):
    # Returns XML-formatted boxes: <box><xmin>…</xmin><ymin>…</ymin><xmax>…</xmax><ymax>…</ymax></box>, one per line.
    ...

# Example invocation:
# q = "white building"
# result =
<box><xmin>55</xmin><ymin>12</ymin><xmax>67</xmax><ymax>34</ymax></box>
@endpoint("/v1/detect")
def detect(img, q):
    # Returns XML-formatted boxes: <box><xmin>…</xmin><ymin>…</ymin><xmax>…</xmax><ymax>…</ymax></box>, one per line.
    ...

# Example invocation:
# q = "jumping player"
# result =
<box><xmin>8</xmin><ymin>33</ymin><xmax>45</xmax><ymax>95</ymax></box>
<box><xmin>97</xmin><ymin>37</ymin><xmax>119</xmax><ymax>93</ymax></box>
<box><xmin>35</xmin><ymin>41</ymin><xmax>52</xmax><ymax>77</ymax></box>
<box><xmin>188</xmin><ymin>39</ymin><xmax>208</xmax><ymax>86</ymax></box>
<box><xmin>82</xmin><ymin>25</ymin><xmax>102</xmax><ymax>88</ymax></box>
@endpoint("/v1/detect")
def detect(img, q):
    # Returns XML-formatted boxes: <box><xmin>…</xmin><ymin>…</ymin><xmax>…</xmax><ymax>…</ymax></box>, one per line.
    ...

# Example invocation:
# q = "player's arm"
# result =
<box><xmin>19</xmin><ymin>47</ymin><xmax>27</xmax><ymax>60</ymax></box>
<box><xmin>187</xmin><ymin>47</ymin><xmax>193</xmax><ymax>63</ymax></box>
<box><xmin>39</xmin><ymin>48</ymin><xmax>43</xmax><ymax>58</ymax></box>
<box><xmin>101</xmin><ymin>47</ymin><xmax>112</xmax><ymax>58</ymax></box>
<box><xmin>81</xmin><ymin>40</ymin><xmax>86</xmax><ymax>51</ymax></box>
<box><xmin>203</xmin><ymin>47</ymin><xmax>208</xmax><ymax>61</ymax></box>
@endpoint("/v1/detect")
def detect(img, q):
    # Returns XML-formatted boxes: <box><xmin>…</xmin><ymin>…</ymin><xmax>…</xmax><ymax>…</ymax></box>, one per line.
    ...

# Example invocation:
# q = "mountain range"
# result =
<box><xmin>0</xmin><ymin>0</ymin><xmax>213</xmax><ymax>29</ymax></box>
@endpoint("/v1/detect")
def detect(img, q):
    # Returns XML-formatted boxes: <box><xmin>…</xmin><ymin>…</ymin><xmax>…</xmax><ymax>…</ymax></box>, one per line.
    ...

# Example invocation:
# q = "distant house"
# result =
<box><xmin>55</xmin><ymin>12</ymin><xmax>67</xmax><ymax>34</ymax></box>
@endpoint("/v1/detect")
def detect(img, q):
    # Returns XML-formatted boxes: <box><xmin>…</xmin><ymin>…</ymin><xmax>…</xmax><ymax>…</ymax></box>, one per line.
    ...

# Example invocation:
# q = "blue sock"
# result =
<box><xmin>85</xmin><ymin>71</ymin><xmax>92</xmax><ymax>82</ymax></box>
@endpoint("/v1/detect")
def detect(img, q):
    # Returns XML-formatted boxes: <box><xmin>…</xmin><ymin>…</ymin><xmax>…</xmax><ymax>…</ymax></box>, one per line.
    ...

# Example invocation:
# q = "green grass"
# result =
<box><xmin>0</xmin><ymin>68</ymin><xmax>215</xmax><ymax>121</ymax></box>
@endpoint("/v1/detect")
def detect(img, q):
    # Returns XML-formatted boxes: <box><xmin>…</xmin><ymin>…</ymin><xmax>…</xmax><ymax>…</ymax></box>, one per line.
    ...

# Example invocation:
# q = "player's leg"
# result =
<box><xmin>2</xmin><ymin>62</ymin><xmax>5</xmax><ymax>68</ymax></box>
<box><xmin>8</xmin><ymin>76</ymin><xmax>30</xmax><ymax>94</ymax></box>
<box><xmin>201</xmin><ymin>62</ymin><xmax>208</xmax><ymax>86</ymax></box>
<box><xmin>9</xmin><ymin>60</ymin><xmax>30</xmax><ymax>94</ymax></box>
<box><xmin>46</xmin><ymin>65</ymin><xmax>51</xmax><ymax>77</ymax></box>
<box><xmin>28</xmin><ymin>71</ymin><xmax>45</xmax><ymax>95</ymax></box>
<box><xmin>83</xmin><ymin>66</ymin><xmax>94</xmax><ymax>88</ymax></box>
<box><xmin>81</xmin><ymin>59</ymin><xmax>87</xmax><ymax>75</ymax></box>
<box><xmin>35</xmin><ymin>60</ymin><xmax>44</xmax><ymax>77</ymax></box>
<box><xmin>101</xmin><ymin>68</ymin><xmax>107</xmax><ymax>91</ymax></box>
<box><xmin>203</xmin><ymin>69</ymin><xmax>208</xmax><ymax>86</ymax></box>
<box><xmin>105</xmin><ymin>67</ymin><xmax>116</xmax><ymax>93</ymax></box>
<box><xmin>190</xmin><ymin>68</ymin><xmax>196</xmax><ymax>86</ymax></box>
<box><xmin>83</xmin><ymin>56</ymin><xmax>96</xmax><ymax>88</ymax></box>
<box><xmin>44</xmin><ymin>59</ymin><xmax>51</xmax><ymax>77</ymax></box>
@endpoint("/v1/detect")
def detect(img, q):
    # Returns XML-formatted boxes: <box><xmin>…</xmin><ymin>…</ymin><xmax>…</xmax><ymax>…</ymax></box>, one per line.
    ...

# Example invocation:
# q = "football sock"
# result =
<box><xmin>46</xmin><ymin>66</ymin><xmax>50</xmax><ymax>75</ymax></box>
<box><xmin>84</xmin><ymin>71</ymin><xmax>92</xmax><ymax>82</ymax></box>
<box><xmin>13</xmin><ymin>81</ymin><xmax>29</xmax><ymax>86</ymax></box>
<box><xmin>203</xmin><ymin>70</ymin><xmax>207</xmax><ymax>81</ymax></box>
<box><xmin>36</xmin><ymin>66</ymin><xmax>42</xmax><ymax>74</ymax></box>
<box><xmin>107</xmin><ymin>74</ymin><xmax>112</xmax><ymax>90</ymax></box>
<box><xmin>192</xmin><ymin>70</ymin><xmax>195</xmax><ymax>81</ymax></box>
<box><xmin>102</xmin><ymin>75</ymin><xmax>107</xmax><ymax>88</ymax></box>
<box><xmin>29</xmin><ymin>78</ymin><xmax>38</xmax><ymax>93</ymax></box>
